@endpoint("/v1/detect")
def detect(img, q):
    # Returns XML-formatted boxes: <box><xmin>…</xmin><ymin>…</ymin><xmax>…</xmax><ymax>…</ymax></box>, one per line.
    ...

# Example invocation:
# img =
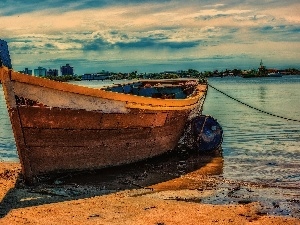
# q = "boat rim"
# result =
<box><xmin>1</xmin><ymin>66</ymin><xmax>207</xmax><ymax>108</ymax></box>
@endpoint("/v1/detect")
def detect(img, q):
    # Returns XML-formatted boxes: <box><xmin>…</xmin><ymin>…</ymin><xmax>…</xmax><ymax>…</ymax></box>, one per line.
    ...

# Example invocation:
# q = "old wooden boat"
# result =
<box><xmin>0</xmin><ymin>44</ymin><xmax>208</xmax><ymax>183</ymax></box>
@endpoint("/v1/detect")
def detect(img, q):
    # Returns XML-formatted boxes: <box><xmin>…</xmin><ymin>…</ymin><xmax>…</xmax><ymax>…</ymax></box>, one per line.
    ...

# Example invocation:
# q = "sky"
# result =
<box><xmin>1</xmin><ymin>0</ymin><xmax>299</xmax><ymax>74</ymax></box>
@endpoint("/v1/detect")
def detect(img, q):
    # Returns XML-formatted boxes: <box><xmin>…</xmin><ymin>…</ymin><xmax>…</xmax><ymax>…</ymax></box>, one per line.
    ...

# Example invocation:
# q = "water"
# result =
<box><xmin>202</xmin><ymin>75</ymin><xmax>300</xmax><ymax>189</ymax></box>
<box><xmin>201</xmin><ymin>76</ymin><xmax>300</xmax><ymax>217</ymax></box>
<box><xmin>0</xmin><ymin>76</ymin><xmax>299</xmax><ymax>216</ymax></box>
<box><xmin>0</xmin><ymin>87</ymin><xmax>17</xmax><ymax>161</ymax></box>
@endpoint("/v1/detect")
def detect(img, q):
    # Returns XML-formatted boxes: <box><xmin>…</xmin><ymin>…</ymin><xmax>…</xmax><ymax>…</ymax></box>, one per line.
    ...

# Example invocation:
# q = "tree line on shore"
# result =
<box><xmin>47</xmin><ymin>68</ymin><xmax>300</xmax><ymax>81</ymax></box>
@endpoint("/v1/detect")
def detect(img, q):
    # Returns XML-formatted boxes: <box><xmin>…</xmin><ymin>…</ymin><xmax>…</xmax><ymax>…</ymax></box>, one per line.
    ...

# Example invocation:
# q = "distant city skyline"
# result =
<box><xmin>1</xmin><ymin>0</ymin><xmax>299</xmax><ymax>74</ymax></box>
<box><xmin>18</xmin><ymin>64</ymin><xmax>73</xmax><ymax>76</ymax></box>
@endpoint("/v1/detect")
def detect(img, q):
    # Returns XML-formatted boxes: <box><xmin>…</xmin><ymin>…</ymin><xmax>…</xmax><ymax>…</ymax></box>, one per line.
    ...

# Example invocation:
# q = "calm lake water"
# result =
<box><xmin>203</xmin><ymin>76</ymin><xmax>300</xmax><ymax>188</ymax></box>
<box><xmin>0</xmin><ymin>75</ymin><xmax>299</xmax><ymax>215</ymax></box>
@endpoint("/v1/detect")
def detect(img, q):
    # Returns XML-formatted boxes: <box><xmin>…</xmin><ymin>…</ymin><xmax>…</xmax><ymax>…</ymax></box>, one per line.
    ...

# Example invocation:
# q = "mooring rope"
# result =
<box><xmin>208</xmin><ymin>83</ymin><xmax>300</xmax><ymax>123</ymax></box>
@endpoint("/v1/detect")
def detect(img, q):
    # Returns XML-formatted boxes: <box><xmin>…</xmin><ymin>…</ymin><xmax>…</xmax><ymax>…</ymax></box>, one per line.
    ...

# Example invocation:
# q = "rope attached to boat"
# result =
<box><xmin>208</xmin><ymin>83</ymin><xmax>300</xmax><ymax>123</ymax></box>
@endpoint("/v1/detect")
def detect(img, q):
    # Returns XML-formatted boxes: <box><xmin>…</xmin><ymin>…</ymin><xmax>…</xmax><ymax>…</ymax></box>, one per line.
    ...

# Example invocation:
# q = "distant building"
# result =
<box><xmin>47</xmin><ymin>69</ymin><xmax>59</xmax><ymax>76</ymax></box>
<box><xmin>81</xmin><ymin>71</ymin><xmax>111</xmax><ymax>80</ymax></box>
<box><xmin>162</xmin><ymin>71</ymin><xmax>178</xmax><ymax>74</ymax></box>
<box><xmin>19</xmin><ymin>68</ymin><xmax>32</xmax><ymax>75</ymax></box>
<box><xmin>0</xmin><ymin>39</ymin><xmax>12</xmax><ymax>69</ymax></box>
<box><xmin>60</xmin><ymin>64</ymin><xmax>74</xmax><ymax>76</ymax></box>
<box><xmin>34</xmin><ymin>67</ymin><xmax>47</xmax><ymax>76</ymax></box>
<box><xmin>81</xmin><ymin>73</ymin><xmax>93</xmax><ymax>80</ymax></box>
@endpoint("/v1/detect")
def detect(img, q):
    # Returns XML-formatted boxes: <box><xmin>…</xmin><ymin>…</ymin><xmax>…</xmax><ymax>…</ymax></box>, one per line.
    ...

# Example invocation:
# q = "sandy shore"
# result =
<box><xmin>0</xmin><ymin>162</ymin><xmax>299</xmax><ymax>225</ymax></box>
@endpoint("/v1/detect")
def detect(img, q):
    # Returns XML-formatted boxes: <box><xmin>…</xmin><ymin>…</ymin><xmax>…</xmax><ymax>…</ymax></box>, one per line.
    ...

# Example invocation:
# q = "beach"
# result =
<box><xmin>0</xmin><ymin>77</ymin><xmax>299</xmax><ymax>224</ymax></box>
<box><xmin>0</xmin><ymin>162</ymin><xmax>299</xmax><ymax>225</ymax></box>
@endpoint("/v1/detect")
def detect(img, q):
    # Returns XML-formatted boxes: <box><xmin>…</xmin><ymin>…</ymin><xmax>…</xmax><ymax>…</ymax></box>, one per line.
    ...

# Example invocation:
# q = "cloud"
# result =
<box><xmin>82</xmin><ymin>38</ymin><xmax>111</xmax><ymax>51</ymax></box>
<box><xmin>0</xmin><ymin>0</ymin><xmax>173</xmax><ymax>16</ymax></box>
<box><xmin>249</xmin><ymin>25</ymin><xmax>300</xmax><ymax>42</ymax></box>
<box><xmin>116</xmin><ymin>38</ymin><xmax>200</xmax><ymax>49</ymax></box>
<box><xmin>1</xmin><ymin>0</ymin><xmax>299</xmax><ymax>73</ymax></box>
<box><xmin>81</xmin><ymin>34</ymin><xmax>201</xmax><ymax>51</ymax></box>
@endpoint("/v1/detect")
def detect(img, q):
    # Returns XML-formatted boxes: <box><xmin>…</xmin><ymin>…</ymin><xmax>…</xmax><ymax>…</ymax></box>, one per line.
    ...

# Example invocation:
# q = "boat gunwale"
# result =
<box><xmin>5</xmin><ymin>68</ymin><xmax>207</xmax><ymax>108</ymax></box>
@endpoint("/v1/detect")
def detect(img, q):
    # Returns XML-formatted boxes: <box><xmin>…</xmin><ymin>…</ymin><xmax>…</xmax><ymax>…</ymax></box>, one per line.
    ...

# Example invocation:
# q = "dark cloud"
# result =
<box><xmin>2</xmin><ymin>0</ymin><xmax>299</xmax><ymax>16</ymax></box>
<box><xmin>81</xmin><ymin>36</ymin><xmax>200</xmax><ymax>51</ymax></box>
<box><xmin>44</xmin><ymin>43</ymin><xmax>56</xmax><ymax>48</ymax></box>
<box><xmin>0</xmin><ymin>0</ymin><xmax>171</xmax><ymax>16</ymax></box>
<box><xmin>82</xmin><ymin>38</ymin><xmax>112</xmax><ymax>51</ymax></box>
<box><xmin>197</xmin><ymin>14</ymin><xmax>229</xmax><ymax>21</ymax></box>
<box><xmin>216</xmin><ymin>0</ymin><xmax>299</xmax><ymax>8</ymax></box>
<box><xmin>13</xmin><ymin>45</ymin><xmax>37</xmax><ymax>51</ymax></box>
<box><xmin>250</xmin><ymin>25</ymin><xmax>300</xmax><ymax>41</ymax></box>
<box><xmin>211</xmin><ymin>55</ymin><xmax>235</xmax><ymax>60</ymax></box>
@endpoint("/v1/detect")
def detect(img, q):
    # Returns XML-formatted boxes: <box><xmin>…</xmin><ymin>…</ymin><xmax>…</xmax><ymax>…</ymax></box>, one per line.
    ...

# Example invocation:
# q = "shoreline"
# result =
<box><xmin>0</xmin><ymin>162</ymin><xmax>299</xmax><ymax>225</ymax></box>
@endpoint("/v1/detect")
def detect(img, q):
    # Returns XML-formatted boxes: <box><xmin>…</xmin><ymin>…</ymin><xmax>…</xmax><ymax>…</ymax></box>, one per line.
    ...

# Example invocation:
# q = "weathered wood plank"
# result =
<box><xmin>22</xmin><ymin>114</ymin><xmax>187</xmax><ymax>147</ymax></box>
<box><xmin>26</xmin><ymin>136</ymin><xmax>173</xmax><ymax>174</ymax></box>
<box><xmin>19</xmin><ymin>107</ymin><xmax>167</xmax><ymax>129</ymax></box>
<box><xmin>23</xmin><ymin>127</ymin><xmax>152</xmax><ymax>147</ymax></box>
<box><xmin>100</xmin><ymin>112</ymin><xmax>167</xmax><ymax>128</ymax></box>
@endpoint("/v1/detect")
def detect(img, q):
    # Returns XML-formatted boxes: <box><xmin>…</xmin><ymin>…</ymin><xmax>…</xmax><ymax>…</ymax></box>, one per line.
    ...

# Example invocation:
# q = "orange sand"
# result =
<box><xmin>0</xmin><ymin>163</ymin><xmax>299</xmax><ymax>225</ymax></box>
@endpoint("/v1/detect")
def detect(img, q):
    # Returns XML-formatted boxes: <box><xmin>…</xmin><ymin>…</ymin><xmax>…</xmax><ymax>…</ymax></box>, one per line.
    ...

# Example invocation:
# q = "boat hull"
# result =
<box><xmin>0</xmin><ymin>67</ymin><xmax>207</xmax><ymax>183</ymax></box>
<box><xmin>15</xmin><ymin>107</ymin><xmax>192</xmax><ymax>177</ymax></box>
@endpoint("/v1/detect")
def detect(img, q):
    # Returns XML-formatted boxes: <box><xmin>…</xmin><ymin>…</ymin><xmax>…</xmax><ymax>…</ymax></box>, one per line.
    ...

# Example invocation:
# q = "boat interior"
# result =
<box><xmin>102</xmin><ymin>80</ymin><xmax>198</xmax><ymax>99</ymax></box>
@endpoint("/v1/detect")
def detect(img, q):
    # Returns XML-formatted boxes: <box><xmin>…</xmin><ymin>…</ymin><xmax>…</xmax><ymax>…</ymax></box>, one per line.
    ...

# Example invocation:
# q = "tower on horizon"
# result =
<box><xmin>60</xmin><ymin>63</ymin><xmax>74</xmax><ymax>76</ymax></box>
<box><xmin>0</xmin><ymin>39</ymin><xmax>12</xmax><ymax>69</ymax></box>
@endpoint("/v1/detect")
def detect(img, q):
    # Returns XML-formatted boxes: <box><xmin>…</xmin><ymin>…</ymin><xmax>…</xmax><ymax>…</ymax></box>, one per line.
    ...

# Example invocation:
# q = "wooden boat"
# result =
<box><xmin>0</xmin><ymin>46</ymin><xmax>207</xmax><ymax>184</ymax></box>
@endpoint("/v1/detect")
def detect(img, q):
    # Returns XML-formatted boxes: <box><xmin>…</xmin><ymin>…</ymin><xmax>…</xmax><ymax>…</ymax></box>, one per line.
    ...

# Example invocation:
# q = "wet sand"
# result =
<box><xmin>0</xmin><ymin>158</ymin><xmax>299</xmax><ymax>225</ymax></box>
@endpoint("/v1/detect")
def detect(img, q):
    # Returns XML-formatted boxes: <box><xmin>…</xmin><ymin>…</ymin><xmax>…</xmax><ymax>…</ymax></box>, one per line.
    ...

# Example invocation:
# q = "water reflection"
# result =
<box><xmin>258</xmin><ymin>85</ymin><xmax>266</xmax><ymax>104</ymax></box>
